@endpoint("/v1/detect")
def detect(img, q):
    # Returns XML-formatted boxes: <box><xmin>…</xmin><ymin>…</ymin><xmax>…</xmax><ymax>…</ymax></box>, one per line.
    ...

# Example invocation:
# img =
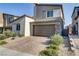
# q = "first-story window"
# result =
<box><xmin>16</xmin><ymin>23</ymin><xmax>20</xmax><ymax>31</ymax></box>
<box><xmin>47</xmin><ymin>10</ymin><xmax>53</xmax><ymax>17</ymax></box>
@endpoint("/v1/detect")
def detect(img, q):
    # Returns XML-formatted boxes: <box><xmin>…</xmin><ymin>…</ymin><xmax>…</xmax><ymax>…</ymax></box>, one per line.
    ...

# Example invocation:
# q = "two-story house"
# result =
<box><xmin>30</xmin><ymin>4</ymin><xmax>64</xmax><ymax>37</ymax></box>
<box><xmin>72</xmin><ymin>7</ymin><xmax>79</xmax><ymax>35</ymax></box>
<box><xmin>0</xmin><ymin>4</ymin><xmax>64</xmax><ymax>37</ymax></box>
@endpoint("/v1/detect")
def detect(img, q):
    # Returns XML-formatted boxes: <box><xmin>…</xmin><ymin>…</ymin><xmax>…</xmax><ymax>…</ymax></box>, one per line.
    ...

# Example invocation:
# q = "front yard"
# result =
<box><xmin>0</xmin><ymin>30</ymin><xmax>50</xmax><ymax>56</ymax></box>
<box><xmin>0</xmin><ymin>30</ymin><xmax>74</xmax><ymax>56</ymax></box>
<box><xmin>0</xmin><ymin>36</ymin><xmax>49</xmax><ymax>55</ymax></box>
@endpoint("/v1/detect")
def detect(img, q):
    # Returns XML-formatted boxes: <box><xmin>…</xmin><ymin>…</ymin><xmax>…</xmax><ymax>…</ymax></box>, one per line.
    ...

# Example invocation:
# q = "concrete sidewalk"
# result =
<box><xmin>0</xmin><ymin>46</ymin><xmax>33</xmax><ymax>56</ymax></box>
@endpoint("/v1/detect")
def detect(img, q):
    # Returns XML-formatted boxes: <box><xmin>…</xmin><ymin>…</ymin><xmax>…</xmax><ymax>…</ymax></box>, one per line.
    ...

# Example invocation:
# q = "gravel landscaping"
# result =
<box><xmin>1</xmin><ymin>36</ymin><xmax>50</xmax><ymax>55</ymax></box>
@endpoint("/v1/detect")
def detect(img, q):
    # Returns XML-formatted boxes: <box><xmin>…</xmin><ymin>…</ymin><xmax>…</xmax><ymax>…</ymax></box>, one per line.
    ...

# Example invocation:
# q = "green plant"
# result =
<box><xmin>3</xmin><ymin>30</ymin><xmax>16</xmax><ymax>38</ymax></box>
<box><xmin>50</xmin><ymin>34</ymin><xmax>64</xmax><ymax>45</ymax></box>
<box><xmin>51</xmin><ymin>49</ymin><xmax>58</xmax><ymax>56</ymax></box>
<box><xmin>39</xmin><ymin>49</ymin><xmax>52</xmax><ymax>56</ymax></box>
<box><xmin>46</xmin><ymin>45</ymin><xmax>59</xmax><ymax>50</ymax></box>
<box><xmin>10</xmin><ymin>32</ymin><xmax>16</xmax><ymax>37</ymax></box>
<box><xmin>3</xmin><ymin>30</ymin><xmax>11</xmax><ymax>38</ymax></box>
<box><xmin>39</xmin><ymin>34</ymin><xmax>63</xmax><ymax>56</ymax></box>
<box><xmin>0</xmin><ymin>40</ymin><xmax>7</xmax><ymax>45</ymax></box>
<box><xmin>18</xmin><ymin>34</ymin><xmax>24</xmax><ymax>37</ymax></box>
<box><xmin>39</xmin><ymin>48</ymin><xmax>58</xmax><ymax>56</ymax></box>
<box><xmin>0</xmin><ymin>34</ymin><xmax>6</xmax><ymax>40</ymax></box>
<box><xmin>39</xmin><ymin>50</ymin><xmax>49</xmax><ymax>56</ymax></box>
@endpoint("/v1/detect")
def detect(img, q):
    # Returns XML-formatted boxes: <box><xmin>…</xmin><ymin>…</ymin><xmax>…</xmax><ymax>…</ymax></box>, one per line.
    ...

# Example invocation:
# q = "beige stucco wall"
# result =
<box><xmin>25</xmin><ymin>17</ymin><xmax>34</xmax><ymax>36</ymax></box>
<box><xmin>0</xmin><ymin>14</ymin><xmax>4</xmax><ymax>27</ymax></box>
<box><xmin>34</xmin><ymin>5</ymin><xmax>63</xmax><ymax>20</ymax></box>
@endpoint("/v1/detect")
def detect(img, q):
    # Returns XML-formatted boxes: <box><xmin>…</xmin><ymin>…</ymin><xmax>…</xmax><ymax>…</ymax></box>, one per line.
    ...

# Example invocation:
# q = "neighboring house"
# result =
<box><xmin>0</xmin><ymin>13</ymin><xmax>19</xmax><ymax>33</ymax></box>
<box><xmin>0</xmin><ymin>4</ymin><xmax>64</xmax><ymax>37</ymax></box>
<box><xmin>72</xmin><ymin>7</ymin><xmax>79</xmax><ymax>35</ymax></box>
<box><xmin>66</xmin><ymin>24</ymin><xmax>72</xmax><ymax>35</ymax></box>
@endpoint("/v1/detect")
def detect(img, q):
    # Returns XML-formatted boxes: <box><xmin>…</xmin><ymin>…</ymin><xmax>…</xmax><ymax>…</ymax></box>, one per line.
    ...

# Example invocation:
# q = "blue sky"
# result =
<box><xmin>0</xmin><ymin>3</ymin><xmax>79</xmax><ymax>27</ymax></box>
<box><xmin>0</xmin><ymin>3</ymin><xmax>34</xmax><ymax>16</ymax></box>
<box><xmin>63</xmin><ymin>3</ymin><xmax>79</xmax><ymax>27</ymax></box>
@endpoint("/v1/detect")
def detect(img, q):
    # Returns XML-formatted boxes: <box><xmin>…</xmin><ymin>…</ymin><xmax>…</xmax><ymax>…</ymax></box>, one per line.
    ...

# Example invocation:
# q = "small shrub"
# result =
<box><xmin>50</xmin><ymin>34</ymin><xmax>64</xmax><ymax>45</ymax></box>
<box><xmin>39</xmin><ymin>49</ymin><xmax>52</xmax><ymax>56</ymax></box>
<box><xmin>0</xmin><ymin>34</ymin><xmax>6</xmax><ymax>40</ymax></box>
<box><xmin>46</xmin><ymin>45</ymin><xmax>59</xmax><ymax>50</ymax></box>
<box><xmin>10</xmin><ymin>32</ymin><xmax>16</xmax><ymax>37</ymax></box>
<box><xmin>0</xmin><ymin>40</ymin><xmax>7</xmax><ymax>45</ymax></box>
<box><xmin>51</xmin><ymin>49</ymin><xmax>59</xmax><ymax>56</ymax></box>
<box><xmin>39</xmin><ymin>49</ymin><xmax>58</xmax><ymax>56</ymax></box>
<box><xmin>18</xmin><ymin>34</ymin><xmax>24</xmax><ymax>37</ymax></box>
<box><xmin>39</xmin><ymin>50</ymin><xmax>49</xmax><ymax>56</ymax></box>
<box><xmin>3</xmin><ymin>30</ymin><xmax>11</xmax><ymax>38</ymax></box>
<box><xmin>3</xmin><ymin>30</ymin><xmax>16</xmax><ymax>38</ymax></box>
<box><xmin>39</xmin><ymin>34</ymin><xmax>63</xmax><ymax>56</ymax></box>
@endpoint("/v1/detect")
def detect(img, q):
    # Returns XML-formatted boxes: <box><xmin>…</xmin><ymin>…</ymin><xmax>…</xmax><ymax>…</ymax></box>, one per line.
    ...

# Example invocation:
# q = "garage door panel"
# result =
<box><xmin>33</xmin><ymin>25</ymin><xmax>55</xmax><ymax>37</ymax></box>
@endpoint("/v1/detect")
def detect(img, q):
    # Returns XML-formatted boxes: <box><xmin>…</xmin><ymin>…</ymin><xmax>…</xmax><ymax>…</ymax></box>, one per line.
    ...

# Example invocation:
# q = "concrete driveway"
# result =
<box><xmin>0</xmin><ymin>46</ymin><xmax>33</xmax><ymax>56</ymax></box>
<box><xmin>1</xmin><ymin>36</ymin><xmax>50</xmax><ymax>56</ymax></box>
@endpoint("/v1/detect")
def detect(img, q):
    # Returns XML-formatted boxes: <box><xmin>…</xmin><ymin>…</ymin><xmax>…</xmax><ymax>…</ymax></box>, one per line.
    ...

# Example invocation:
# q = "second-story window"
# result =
<box><xmin>47</xmin><ymin>11</ymin><xmax>53</xmax><ymax>17</ymax></box>
<box><xmin>8</xmin><ymin>16</ymin><xmax>14</xmax><ymax>23</ymax></box>
<box><xmin>8</xmin><ymin>17</ymin><xmax>11</xmax><ymax>23</ymax></box>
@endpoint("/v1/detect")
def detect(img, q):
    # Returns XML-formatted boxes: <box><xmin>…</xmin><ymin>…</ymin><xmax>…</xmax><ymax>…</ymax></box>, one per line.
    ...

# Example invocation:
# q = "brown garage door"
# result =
<box><xmin>33</xmin><ymin>25</ymin><xmax>55</xmax><ymax>37</ymax></box>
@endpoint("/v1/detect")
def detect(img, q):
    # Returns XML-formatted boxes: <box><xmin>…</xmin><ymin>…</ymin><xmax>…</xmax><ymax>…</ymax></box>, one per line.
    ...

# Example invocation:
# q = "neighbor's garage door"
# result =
<box><xmin>33</xmin><ymin>25</ymin><xmax>55</xmax><ymax>37</ymax></box>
